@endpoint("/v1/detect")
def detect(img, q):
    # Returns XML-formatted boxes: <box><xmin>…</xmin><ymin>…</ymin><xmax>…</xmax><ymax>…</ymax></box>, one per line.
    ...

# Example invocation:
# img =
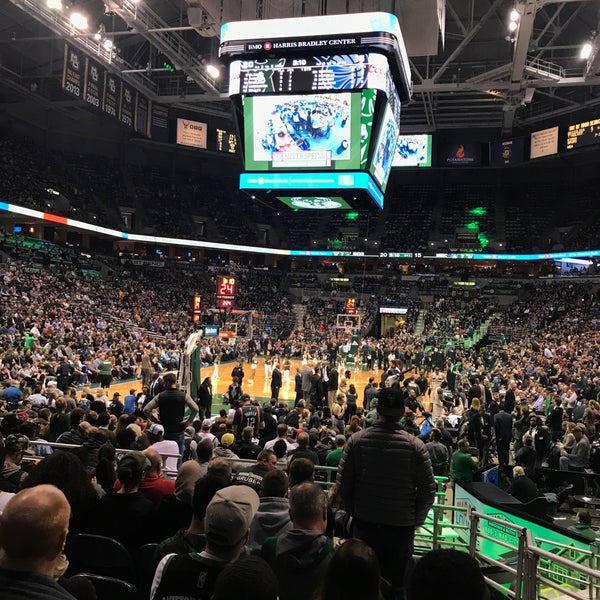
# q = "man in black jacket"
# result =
<box><xmin>493</xmin><ymin>406</ymin><xmax>514</xmax><ymax>465</ymax></box>
<box><xmin>337</xmin><ymin>387</ymin><xmax>435</xmax><ymax>597</ymax></box>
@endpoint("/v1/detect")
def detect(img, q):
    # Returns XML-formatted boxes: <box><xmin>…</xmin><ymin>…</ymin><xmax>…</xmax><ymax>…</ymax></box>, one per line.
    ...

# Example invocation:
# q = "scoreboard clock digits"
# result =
<box><xmin>217</xmin><ymin>276</ymin><xmax>237</xmax><ymax>298</ymax></box>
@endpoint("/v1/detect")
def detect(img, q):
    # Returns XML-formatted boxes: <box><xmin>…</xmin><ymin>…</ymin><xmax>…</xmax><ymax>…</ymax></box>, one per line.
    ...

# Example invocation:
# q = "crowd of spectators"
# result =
<box><xmin>0</xmin><ymin>261</ymin><xmax>599</xmax><ymax>597</ymax></box>
<box><xmin>4</xmin><ymin>131</ymin><xmax>600</xmax><ymax>255</ymax></box>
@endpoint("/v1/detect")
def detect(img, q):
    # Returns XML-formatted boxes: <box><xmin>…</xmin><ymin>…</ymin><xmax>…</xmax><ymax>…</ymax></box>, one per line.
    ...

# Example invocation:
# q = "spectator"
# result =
<box><xmin>123</xmin><ymin>388</ymin><xmax>137</xmax><ymax>415</ymax></box>
<box><xmin>153</xmin><ymin>472</ymin><xmax>231</xmax><ymax>570</ymax></box>
<box><xmin>337</xmin><ymin>387</ymin><xmax>435</xmax><ymax>598</ymax></box>
<box><xmin>198</xmin><ymin>419</ymin><xmax>218</xmax><ymax>447</ymax></box>
<box><xmin>234</xmin><ymin>426</ymin><xmax>262</xmax><ymax>460</ymax></box>
<box><xmin>155</xmin><ymin>461</ymin><xmax>202</xmax><ymax>541</ymax></box>
<box><xmin>508</xmin><ymin>466</ymin><xmax>539</xmax><ymax>503</ymax></box>
<box><xmin>46</xmin><ymin>397</ymin><xmax>70</xmax><ymax>442</ymax></box>
<box><xmin>143</xmin><ymin>372</ymin><xmax>199</xmax><ymax>459</ymax></box>
<box><xmin>408</xmin><ymin>549</ymin><xmax>490</xmax><ymax>600</ymax></box>
<box><xmin>261</xmin><ymin>482</ymin><xmax>334</xmax><ymax>600</ymax></box>
<box><xmin>114</xmin><ymin>448</ymin><xmax>175</xmax><ymax>505</ymax></box>
<box><xmin>232</xmin><ymin>449</ymin><xmax>278</xmax><ymax>494</ymax></box>
<box><xmin>0</xmin><ymin>434</ymin><xmax>30</xmax><ymax>492</ymax></box>
<box><xmin>559</xmin><ymin>426</ymin><xmax>591</xmax><ymax>471</ymax></box>
<box><xmin>288</xmin><ymin>457</ymin><xmax>315</xmax><ymax>488</ymax></box>
<box><xmin>20</xmin><ymin>451</ymin><xmax>99</xmax><ymax>535</ymax></box>
<box><xmin>56</xmin><ymin>408</ymin><xmax>86</xmax><ymax>445</ymax></box>
<box><xmin>213</xmin><ymin>556</ymin><xmax>278</xmax><ymax>600</ymax></box>
<box><xmin>95</xmin><ymin>450</ymin><xmax>156</xmax><ymax>551</ymax></box>
<box><xmin>264</xmin><ymin>423</ymin><xmax>297</xmax><ymax>453</ymax></box>
<box><xmin>249</xmin><ymin>469</ymin><xmax>292</xmax><ymax>548</ymax></box>
<box><xmin>146</xmin><ymin>424</ymin><xmax>180</xmax><ymax>472</ymax></box>
<box><xmin>452</xmin><ymin>438</ymin><xmax>478</xmax><ymax>487</ymax></box>
<box><xmin>568</xmin><ymin>510</ymin><xmax>598</xmax><ymax>541</ymax></box>
<box><xmin>213</xmin><ymin>432</ymin><xmax>239</xmax><ymax>460</ymax></box>
<box><xmin>425</xmin><ymin>428</ymin><xmax>449</xmax><ymax>477</ymax></box>
<box><xmin>315</xmin><ymin>539</ymin><xmax>381</xmax><ymax>600</ymax></box>
<box><xmin>94</xmin><ymin>443</ymin><xmax>116</xmax><ymax>493</ymax></box>
<box><xmin>151</xmin><ymin>486</ymin><xmax>259</xmax><ymax>600</ymax></box>
<box><xmin>514</xmin><ymin>434</ymin><xmax>536</xmax><ymax>478</ymax></box>
<box><xmin>195</xmin><ymin>438</ymin><xmax>214</xmax><ymax>477</ymax></box>
<box><xmin>0</xmin><ymin>485</ymin><xmax>75</xmax><ymax>600</ymax></box>
<box><xmin>287</xmin><ymin>431</ymin><xmax>319</xmax><ymax>466</ymax></box>
<box><xmin>325</xmin><ymin>435</ymin><xmax>346</xmax><ymax>467</ymax></box>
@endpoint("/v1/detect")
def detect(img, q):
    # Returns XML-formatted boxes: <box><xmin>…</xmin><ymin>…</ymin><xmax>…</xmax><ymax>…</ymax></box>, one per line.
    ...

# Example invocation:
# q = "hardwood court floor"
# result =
<box><xmin>105</xmin><ymin>358</ymin><xmax>391</xmax><ymax>415</ymax></box>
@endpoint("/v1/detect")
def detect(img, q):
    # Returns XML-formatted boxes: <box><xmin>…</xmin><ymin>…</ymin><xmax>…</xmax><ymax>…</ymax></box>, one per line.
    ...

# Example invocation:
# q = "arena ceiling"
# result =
<box><xmin>0</xmin><ymin>0</ymin><xmax>599</xmax><ymax>134</ymax></box>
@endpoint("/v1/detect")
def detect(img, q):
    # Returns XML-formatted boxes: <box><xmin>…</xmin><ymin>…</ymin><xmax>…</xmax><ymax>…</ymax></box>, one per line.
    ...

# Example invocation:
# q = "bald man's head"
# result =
<box><xmin>143</xmin><ymin>448</ymin><xmax>163</xmax><ymax>475</ymax></box>
<box><xmin>0</xmin><ymin>485</ymin><xmax>70</xmax><ymax>564</ymax></box>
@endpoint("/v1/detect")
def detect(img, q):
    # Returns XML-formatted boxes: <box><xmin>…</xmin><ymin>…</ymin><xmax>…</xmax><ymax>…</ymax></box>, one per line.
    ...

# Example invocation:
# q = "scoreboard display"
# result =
<box><xmin>191</xmin><ymin>294</ymin><xmax>202</xmax><ymax>323</ymax></box>
<box><xmin>216</xmin><ymin>276</ymin><xmax>236</xmax><ymax>310</ymax></box>
<box><xmin>566</xmin><ymin>118</ymin><xmax>600</xmax><ymax>151</ymax></box>
<box><xmin>345</xmin><ymin>298</ymin><xmax>357</xmax><ymax>314</ymax></box>
<box><xmin>217</xmin><ymin>276</ymin><xmax>236</xmax><ymax>298</ymax></box>
<box><xmin>229</xmin><ymin>54</ymin><xmax>390</xmax><ymax>95</ymax></box>
<box><xmin>220</xmin><ymin>12</ymin><xmax>411</xmax><ymax>212</ymax></box>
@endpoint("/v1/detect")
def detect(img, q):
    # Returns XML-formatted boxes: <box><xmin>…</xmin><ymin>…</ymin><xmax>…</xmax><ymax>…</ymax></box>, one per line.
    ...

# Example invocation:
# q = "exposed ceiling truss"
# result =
<box><xmin>0</xmin><ymin>0</ymin><xmax>599</xmax><ymax>133</ymax></box>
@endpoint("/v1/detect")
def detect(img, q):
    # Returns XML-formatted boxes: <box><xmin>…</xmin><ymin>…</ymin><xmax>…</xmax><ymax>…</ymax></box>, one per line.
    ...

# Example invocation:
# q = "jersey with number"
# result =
<box><xmin>234</xmin><ymin>404</ymin><xmax>262</xmax><ymax>438</ymax></box>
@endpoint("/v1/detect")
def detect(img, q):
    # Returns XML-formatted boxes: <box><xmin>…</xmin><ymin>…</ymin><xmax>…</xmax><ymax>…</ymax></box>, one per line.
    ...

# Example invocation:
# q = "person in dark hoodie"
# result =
<box><xmin>249</xmin><ymin>469</ymin><xmax>292</xmax><ymax>549</ymax></box>
<box><xmin>261</xmin><ymin>482</ymin><xmax>334</xmax><ymax>600</ymax></box>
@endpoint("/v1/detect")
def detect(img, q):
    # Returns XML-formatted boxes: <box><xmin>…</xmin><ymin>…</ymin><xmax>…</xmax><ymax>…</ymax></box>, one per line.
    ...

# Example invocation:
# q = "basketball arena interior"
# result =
<box><xmin>0</xmin><ymin>1</ymin><xmax>600</xmax><ymax>599</ymax></box>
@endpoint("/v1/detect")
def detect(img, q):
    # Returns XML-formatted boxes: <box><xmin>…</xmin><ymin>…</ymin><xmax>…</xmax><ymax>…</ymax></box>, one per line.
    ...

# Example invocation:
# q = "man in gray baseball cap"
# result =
<box><xmin>150</xmin><ymin>485</ymin><xmax>259</xmax><ymax>600</ymax></box>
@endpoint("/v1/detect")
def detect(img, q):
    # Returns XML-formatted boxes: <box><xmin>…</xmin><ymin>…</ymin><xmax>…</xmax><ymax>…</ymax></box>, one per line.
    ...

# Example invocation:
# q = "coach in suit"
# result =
<box><xmin>494</xmin><ymin>406</ymin><xmax>514</xmax><ymax>465</ymax></box>
<box><xmin>271</xmin><ymin>364</ymin><xmax>282</xmax><ymax>401</ymax></box>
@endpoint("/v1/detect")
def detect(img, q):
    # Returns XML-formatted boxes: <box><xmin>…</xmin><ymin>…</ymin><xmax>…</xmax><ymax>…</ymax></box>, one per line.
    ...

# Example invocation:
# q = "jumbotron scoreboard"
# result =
<box><xmin>219</xmin><ymin>13</ymin><xmax>412</xmax><ymax>211</ymax></box>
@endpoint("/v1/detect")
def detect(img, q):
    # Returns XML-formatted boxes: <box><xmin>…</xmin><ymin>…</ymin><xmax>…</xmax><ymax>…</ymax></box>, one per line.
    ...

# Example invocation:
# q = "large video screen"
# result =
<box><xmin>369</xmin><ymin>102</ymin><xmax>398</xmax><ymax>192</ymax></box>
<box><xmin>243</xmin><ymin>92</ymin><xmax>365</xmax><ymax>171</ymax></box>
<box><xmin>392</xmin><ymin>134</ymin><xmax>432</xmax><ymax>167</ymax></box>
<box><xmin>277</xmin><ymin>196</ymin><xmax>352</xmax><ymax>210</ymax></box>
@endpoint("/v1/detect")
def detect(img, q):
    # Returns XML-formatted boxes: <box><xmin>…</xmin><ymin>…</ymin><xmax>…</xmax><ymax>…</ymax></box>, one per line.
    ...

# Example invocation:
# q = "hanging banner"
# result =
<box><xmin>102</xmin><ymin>72</ymin><xmax>119</xmax><ymax>119</ymax></box>
<box><xmin>150</xmin><ymin>103</ymin><xmax>169</xmax><ymax>143</ymax></box>
<box><xmin>119</xmin><ymin>81</ymin><xmax>134</xmax><ymax>127</ymax></box>
<box><xmin>83</xmin><ymin>57</ymin><xmax>104</xmax><ymax>110</ymax></box>
<box><xmin>134</xmin><ymin>92</ymin><xmax>150</xmax><ymax>137</ymax></box>
<box><xmin>61</xmin><ymin>42</ymin><xmax>84</xmax><ymax>99</ymax></box>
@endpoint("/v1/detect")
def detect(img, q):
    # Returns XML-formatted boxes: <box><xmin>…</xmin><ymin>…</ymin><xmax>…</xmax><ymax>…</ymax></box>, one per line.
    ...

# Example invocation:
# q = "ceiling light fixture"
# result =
<box><xmin>103</xmin><ymin>38</ymin><xmax>113</xmax><ymax>51</ymax></box>
<box><xmin>206</xmin><ymin>64</ymin><xmax>220</xmax><ymax>78</ymax></box>
<box><xmin>508</xmin><ymin>7</ymin><xmax>519</xmax><ymax>33</ymax></box>
<box><xmin>46</xmin><ymin>0</ymin><xmax>63</xmax><ymax>9</ymax></box>
<box><xmin>69</xmin><ymin>12</ymin><xmax>88</xmax><ymax>30</ymax></box>
<box><xmin>580</xmin><ymin>42</ymin><xmax>593</xmax><ymax>60</ymax></box>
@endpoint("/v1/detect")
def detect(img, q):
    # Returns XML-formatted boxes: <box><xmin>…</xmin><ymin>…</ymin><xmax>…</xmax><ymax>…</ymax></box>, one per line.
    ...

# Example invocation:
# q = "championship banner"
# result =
<box><xmin>61</xmin><ymin>42</ymin><xmax>84</xmax><ymax>99</ymax></box>
<box><xmin>134</xmin><ymin>92</ymin><xmax>150</xmax><ymax>137</ymax></box>
<box><xmin>102</xmin><ymin>72</ymin><xmax>119</xmax><ymax>119</ymax></box>
<box><xmin>150</xmin><ymin>103</ymin><xmax>169</xmax><ymax>143</ymax></box>
<box><xmin>83</xmin><ymin>57</ymin><xmax>103</xmax><ymax>110</ymax></box>
<box><xmin>119</xmin><ymin>81</ymin><xmax>134</xmax><ymax>127</ymax></box>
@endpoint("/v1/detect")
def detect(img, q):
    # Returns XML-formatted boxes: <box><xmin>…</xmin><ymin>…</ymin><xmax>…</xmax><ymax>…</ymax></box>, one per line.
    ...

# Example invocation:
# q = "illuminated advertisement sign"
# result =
<box><xmin>530</xmin><ymin>126</ymin><xmax>558</xmax><ymax>159</ymax></box>
<box><xmin>393</xmin><ymin>134</ymin><xmax>432</xmax><ymax>167</ymax></box>
<box><xmin>176</xmin><ymin>118</ymin><xmax>208</xmax><ymax>149</ymax></box>
<box><xmin>441</xmin><ymin>142</ymin><xmax>481</xmax><ymax>166</ymax></box>
<box><xmin>566</xmin><ymin>118</ymin><xmax>600</xmax><ymax>151</ymax></box>
<box><xmin>240</xmin><ymin>171</ymin><xmax>383</xmax><ymax>208</ymax></box>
